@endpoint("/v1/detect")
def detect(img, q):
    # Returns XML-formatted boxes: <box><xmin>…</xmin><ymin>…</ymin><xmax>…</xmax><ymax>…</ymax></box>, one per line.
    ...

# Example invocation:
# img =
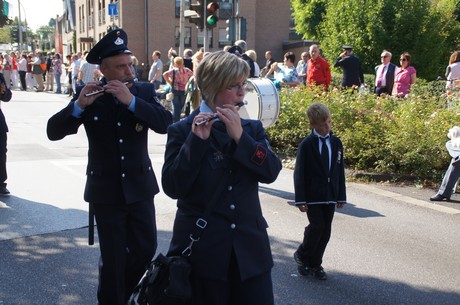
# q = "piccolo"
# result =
<box><xmin>194</xmin><ymin>101</ymin><xmax>247</xmax><ymax>126</ymax></box>
<box><xmin>84</xmin><ymin>78</ymin><xmax>137</xmax><ymax>97</ymax></box>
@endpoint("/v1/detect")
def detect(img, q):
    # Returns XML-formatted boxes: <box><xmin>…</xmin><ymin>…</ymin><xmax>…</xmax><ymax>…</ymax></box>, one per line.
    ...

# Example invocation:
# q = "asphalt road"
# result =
<box><xmin>1</xmin><ymin>89</ymin><xmax>459</xmax><ymax>305</ymax></box>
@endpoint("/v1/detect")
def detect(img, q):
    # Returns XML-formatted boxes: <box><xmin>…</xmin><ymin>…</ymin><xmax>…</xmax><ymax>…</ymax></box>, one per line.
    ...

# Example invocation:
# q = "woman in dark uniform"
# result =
<box><xmin>162</xmin><ymin>51</ymin><xmax>282</xmax><ymax>305</ymax></box>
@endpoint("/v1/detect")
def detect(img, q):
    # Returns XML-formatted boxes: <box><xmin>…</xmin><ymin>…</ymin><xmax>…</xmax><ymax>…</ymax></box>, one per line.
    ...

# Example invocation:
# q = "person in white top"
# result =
<box><xmin>445</xmin><ymin>51</ymin><xmax>460</xmax><ymax>90</ymax></box>
<box><xmin>17</xmin><ymin>53</ymin><xmax>27</xmax><ymax>91</ymax></box>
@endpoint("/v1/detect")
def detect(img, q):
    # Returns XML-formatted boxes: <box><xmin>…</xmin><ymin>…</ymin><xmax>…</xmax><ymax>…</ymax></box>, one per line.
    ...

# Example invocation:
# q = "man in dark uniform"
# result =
<box><xmin>333</xmin><ymin>45</ymin><xmax>364</xmax><ymax>88</ymax></box>
<box><xmin>46</xmin><ymin>29</ymin><xmax>173</xmax><ymax>305</ymax></box>
<box><xmin>0</xmin><ymin>72</ymin><xmax>12</xmax><ymax>195</ymax></box>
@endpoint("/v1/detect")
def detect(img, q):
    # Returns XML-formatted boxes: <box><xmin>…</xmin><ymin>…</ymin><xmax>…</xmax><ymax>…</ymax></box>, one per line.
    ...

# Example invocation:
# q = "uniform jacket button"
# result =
<box><xmin>230</xmin><ymin>223</ymin><xmax>236</xmax><ymax>229</ymax></box>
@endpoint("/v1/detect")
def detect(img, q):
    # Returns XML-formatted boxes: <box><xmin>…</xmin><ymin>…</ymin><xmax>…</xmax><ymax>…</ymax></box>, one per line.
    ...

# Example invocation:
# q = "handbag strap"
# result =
<box><xmin>171</xmin><ymin>69</ymin><xmax>175</xmax><ymax>90</ymax></box>
<box><xmin>181</xmin><ymin>167</ymin><xmax>230</xmax><ymax>257</ymax></box>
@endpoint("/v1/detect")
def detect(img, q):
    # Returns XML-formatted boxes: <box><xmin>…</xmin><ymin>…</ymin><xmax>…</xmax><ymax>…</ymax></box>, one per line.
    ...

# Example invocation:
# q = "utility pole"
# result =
<box><xmin>203</xmin><ymin>0</ymin><xmax>208</xmax><ymax>52</ymax></box>
<box><xmin>179</xmin><ymin>0</ymin><xmax>184</xmax><ymax>55</ymax></box>
<box><xmin>17</xmin><ymin>0</ymin><xmax>22</xmax><ymax>51</ymax></box>
<box><xmin>235</xmin><ymin>0</ymin><xmax>240</xmax><ymax>40</ymax></box>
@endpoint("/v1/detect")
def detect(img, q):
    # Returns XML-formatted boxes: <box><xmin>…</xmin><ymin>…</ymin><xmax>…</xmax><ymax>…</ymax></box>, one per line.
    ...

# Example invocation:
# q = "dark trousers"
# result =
<box><xmin>375</xmin><ymin>86</ymin><xmax>390</xmax><ymax>96</ymax></box>
<box><xmin>191</xmin><ymin>250</ymin><xmax>274</xmax><ymax>305</ymax></box>
<box><xmin>172</xmin><ymin>90</ymin><xmax>186</xmax><ymax>122</ymax></box>
<box><xmin>0</xmin><ymin>131</ymin><xmax>7</xmax><ymax>187</ymax></box>
<box><xmin>297</xmin><ymin>204</ymin><xmax>336</xmax><ymax>268</ymax></box>
<box><xmin>18</xmin><ymin>71</ymin><xmax>26</xmax><ymax>91</ymax></box>
<box><xmin>93</xmin><ymin>198</ymin><xmax>157</xmax><ymax>305</ymax></box>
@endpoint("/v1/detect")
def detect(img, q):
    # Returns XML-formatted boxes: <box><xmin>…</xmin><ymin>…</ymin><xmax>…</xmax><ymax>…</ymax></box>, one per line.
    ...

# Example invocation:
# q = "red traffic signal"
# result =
<box><xmin>207</xmin><ymin>2</ymin><xmax>219</xmax><ymax>13</ymax></box>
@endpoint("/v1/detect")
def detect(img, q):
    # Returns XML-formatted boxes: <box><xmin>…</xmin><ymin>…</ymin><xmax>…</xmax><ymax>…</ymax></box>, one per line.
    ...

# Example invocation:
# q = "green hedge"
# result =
<box><xmin>266</xmin><ymin>76</ymin><xmax>459</xmax><ymax>183</ymax></box>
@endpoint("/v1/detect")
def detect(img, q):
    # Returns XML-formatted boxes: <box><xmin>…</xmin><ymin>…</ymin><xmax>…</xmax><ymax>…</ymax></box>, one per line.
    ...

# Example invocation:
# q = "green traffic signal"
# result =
<box><xmin>205</xmin><ymin>2</ymin><xmax>219</xmax><ymax>29</ymax></box>
<box><xmin>207</xmin><ymin>15</ymin><xmax>218</xmax><ymax>26</ymax></box>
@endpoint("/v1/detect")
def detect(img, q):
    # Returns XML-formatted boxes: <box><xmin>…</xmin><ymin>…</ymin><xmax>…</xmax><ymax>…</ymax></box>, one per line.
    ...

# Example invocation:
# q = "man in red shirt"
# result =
<box><xmin>307</xmin><ymin>44</ymin><xmax>331</xmax><ymax>90</ymax></box>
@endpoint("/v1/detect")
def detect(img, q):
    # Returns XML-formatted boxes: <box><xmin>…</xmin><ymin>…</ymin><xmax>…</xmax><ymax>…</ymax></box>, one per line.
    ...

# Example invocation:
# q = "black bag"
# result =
<box><xmin>128</xmin><ymin>253</ymin><xmax>192</xmax><ymax>305</ymax></box>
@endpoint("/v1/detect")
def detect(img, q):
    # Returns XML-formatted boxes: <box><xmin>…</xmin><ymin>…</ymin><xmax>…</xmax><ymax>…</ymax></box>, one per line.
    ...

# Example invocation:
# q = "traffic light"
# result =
<box><xmin>188</xmin><ymin>2</ymin><xmax>204</xmax><ymax>30</ymax></box>
<box><xmin>205</xmin><ymin>2</ymin><xmax>219</xmax><ymax>29</ymax></box>
<box><xmin>226</xmin><ymin>17</ymin><xmax>235</xmax><ymax>44</ymax></box>
<box><xmin>11</xmin><ymin>25</ymin><xmax>18</xmax><ymax>42</ymax></box>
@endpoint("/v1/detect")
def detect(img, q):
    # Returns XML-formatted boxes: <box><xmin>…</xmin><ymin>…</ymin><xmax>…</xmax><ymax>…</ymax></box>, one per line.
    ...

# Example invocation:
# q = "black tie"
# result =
<box><xmin>321</xmin><ymin>137</ymin><xmax>329</xmax><ymax>171</ymax></box>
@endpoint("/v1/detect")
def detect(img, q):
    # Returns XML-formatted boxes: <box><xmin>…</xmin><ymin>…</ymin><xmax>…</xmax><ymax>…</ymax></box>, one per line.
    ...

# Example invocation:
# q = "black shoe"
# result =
<box><xmin>0</xmin><ymin>186</ymin><xmax>10</xmax><ymax>195</ymax></box>
<box><xmin>312</xmin><ymin>266</ymin><xmax>328</xmax><ymax>280</ymax></box>
<box><xmin>294</xmin><ymin>252</ymin><xmax>311</xmax><ymax>276</ymax></box>
<box><xmin>430</xmin><ymin>194</ymin><xmax>450</xmax><ymax>202</ymax></box>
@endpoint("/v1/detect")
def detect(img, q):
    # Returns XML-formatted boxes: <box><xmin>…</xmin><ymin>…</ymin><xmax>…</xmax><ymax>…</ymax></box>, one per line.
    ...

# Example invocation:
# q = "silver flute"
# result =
<box><xmin>194</xmin><ymin>101</ymin><xmax>247</xmax><ymax>126</ymax></box>
<box><xmin>84</xmin><ymin>78</ymin><xmax>137</xmax><ymax>97</ymax></box>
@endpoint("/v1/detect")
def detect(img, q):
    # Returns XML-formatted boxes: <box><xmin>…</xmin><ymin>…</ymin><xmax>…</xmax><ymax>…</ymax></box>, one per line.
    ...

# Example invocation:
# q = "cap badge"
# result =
<box><xmin>114</xmin><ymin>37</ymin><xmax>124</xmax><ymax>45</ymax></box>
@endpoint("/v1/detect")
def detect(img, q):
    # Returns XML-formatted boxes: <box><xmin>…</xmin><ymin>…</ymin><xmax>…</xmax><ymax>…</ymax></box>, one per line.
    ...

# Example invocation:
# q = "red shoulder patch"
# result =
<box><xmin>251</xmin><ymin>144</ymin><xmax>268</xmax><ymax>166</ymax></box>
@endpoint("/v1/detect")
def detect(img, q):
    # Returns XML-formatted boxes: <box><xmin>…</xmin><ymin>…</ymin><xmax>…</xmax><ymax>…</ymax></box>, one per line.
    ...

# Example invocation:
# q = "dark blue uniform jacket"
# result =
<box><xmin>47</xmin><ymin>80</ymin><xmax>172</xmax><ymax>204</ymax></box>
<box><xmin>294</xmin><ymin>132</ymin><xmax>346</xmax><ymax>204</ymax></box>
<box><xmin>162</xmin><ymin>110</ymin><xmax>282</xmax><ymax>281</ymax></box>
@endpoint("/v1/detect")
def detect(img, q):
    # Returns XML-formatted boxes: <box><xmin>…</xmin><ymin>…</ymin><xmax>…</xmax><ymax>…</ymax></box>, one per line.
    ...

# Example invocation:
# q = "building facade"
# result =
<box><xmin>60</xmin><ymin>0</ymin><xmax>291</xmax><ymax>78</ymax></box>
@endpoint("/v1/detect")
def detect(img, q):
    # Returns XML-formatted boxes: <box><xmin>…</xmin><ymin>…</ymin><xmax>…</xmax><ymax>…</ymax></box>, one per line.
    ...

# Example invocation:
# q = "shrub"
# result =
<box><xmin>267</xmin><ymin>79</ymin><xmax>459</xmax><ymax>182</ymax></box>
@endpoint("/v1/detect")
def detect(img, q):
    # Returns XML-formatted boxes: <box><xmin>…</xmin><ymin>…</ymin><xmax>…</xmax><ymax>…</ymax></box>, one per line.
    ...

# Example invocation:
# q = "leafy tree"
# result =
<box><xmin>292</xmin><ymin>0</ymin><xmax>460</xmax><ymax>79</ymax></box>
<box><xmin>0</xmin><ymin>26</ymin><xmax>10</xmax><ymax>43</ymax></box>
<box><xmin>48</xmin><ymin>18</ymin><xmax>56</xmax><ymax>28</ymax></box>
<box><xmin>291</xmin><ymin>0</ymin><xmax>327</xmax><ymax>39</ymax></box>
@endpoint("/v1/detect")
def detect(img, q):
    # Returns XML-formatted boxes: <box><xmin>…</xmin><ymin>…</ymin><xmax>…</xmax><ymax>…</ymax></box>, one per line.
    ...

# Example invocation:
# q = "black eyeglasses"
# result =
<box><xmin>381</xmin><ymin>55</ymin><xmax>388</xmax><ymax>58</ymax></box>
<box><xmin>400</xmin><ymin>58</ymin><xmax>407</xmax><ymax>61</ymax></box>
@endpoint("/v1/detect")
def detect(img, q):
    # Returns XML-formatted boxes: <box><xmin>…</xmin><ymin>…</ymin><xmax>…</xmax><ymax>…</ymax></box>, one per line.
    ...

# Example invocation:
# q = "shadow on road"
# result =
<box><xmin>0</xmin><ymin>195</ymin><xmax>88</xmax><ymax>241</ymax></box>
<box><xmin>270</xmin><ymin>236</ymin><xmax>460</xmax><ymax>305</ymax></box>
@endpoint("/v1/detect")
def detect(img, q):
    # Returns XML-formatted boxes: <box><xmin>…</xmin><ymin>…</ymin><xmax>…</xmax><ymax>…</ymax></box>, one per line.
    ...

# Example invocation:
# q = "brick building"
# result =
<box><xmin>57</xmin><ymin>0</ymin><xmax>292</xmax><ymax>77</ymax></box>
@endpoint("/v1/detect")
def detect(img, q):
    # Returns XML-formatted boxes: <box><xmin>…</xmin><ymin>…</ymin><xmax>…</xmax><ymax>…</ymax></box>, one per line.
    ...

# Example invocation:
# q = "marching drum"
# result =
<box><xmin>239</xmin><ymin>78</ymin><xmax>280</xmax><ymax>128</ymax></box>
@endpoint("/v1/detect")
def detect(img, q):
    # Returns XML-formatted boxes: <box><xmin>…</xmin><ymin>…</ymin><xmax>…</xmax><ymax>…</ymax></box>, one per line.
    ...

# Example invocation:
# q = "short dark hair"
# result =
<box><xmin>400</xmin><ymin>52</ymin><xmax>411</xmax><ymax>64</ymax></box>
<box><xmin>284</xmin><ymin>52</ymin><xmax>295</xmax><ymax>64</ymax></box>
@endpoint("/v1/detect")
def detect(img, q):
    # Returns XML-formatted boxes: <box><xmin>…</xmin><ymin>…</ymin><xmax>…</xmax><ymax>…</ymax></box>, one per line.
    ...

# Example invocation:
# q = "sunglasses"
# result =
<box><xmin>381</xmin><ymin>55</ymin><xmax>388</xmax><ymax>58</ymax></box>
<box><xmin>400</xmin><ymin>58</ymin><xmax>407</xmax><ymax>61</ymax></box>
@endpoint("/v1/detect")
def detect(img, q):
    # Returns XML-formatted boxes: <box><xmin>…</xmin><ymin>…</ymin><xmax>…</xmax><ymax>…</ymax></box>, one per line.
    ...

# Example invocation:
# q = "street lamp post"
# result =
<box><xmin>17</xmin><ymin>0</ymin><xmax>22</xmax><ymax>51</ymax></box>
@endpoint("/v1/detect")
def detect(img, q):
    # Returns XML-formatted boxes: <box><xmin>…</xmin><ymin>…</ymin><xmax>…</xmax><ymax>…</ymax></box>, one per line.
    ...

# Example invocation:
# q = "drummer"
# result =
<box><xmin>162</xmin><ymin>50</ymin><xmax>282</xmax><ymax>305</ymax></box>
<box><xmin>264</xmin><ymin>51</ymin><xmax>299</xmax><ymax>89</ymax></box>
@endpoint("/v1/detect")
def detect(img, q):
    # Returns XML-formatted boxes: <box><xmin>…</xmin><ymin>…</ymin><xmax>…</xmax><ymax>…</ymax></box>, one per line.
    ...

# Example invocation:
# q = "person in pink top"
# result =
<box><xmin>392</xmin><ymin>52</ymin><xmax>416</xmax><ymax>97</ymax></box>
<box><xmin>163</xmin><ymin>56</ymin><xmax>194</xmax><ymax>122</ymax></box>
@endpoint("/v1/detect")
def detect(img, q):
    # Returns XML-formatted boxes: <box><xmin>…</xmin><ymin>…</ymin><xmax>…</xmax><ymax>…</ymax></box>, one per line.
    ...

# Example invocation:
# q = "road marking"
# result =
<box><xmin>351</xmin><ymin>183</ymin><xmax>460</xmax><ymax>215</ymax></box>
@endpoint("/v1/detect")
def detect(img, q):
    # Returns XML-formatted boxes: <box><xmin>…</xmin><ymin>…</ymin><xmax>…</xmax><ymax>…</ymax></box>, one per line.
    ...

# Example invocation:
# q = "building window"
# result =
<box><xmin>218</xmin><ymin>28</ymin><xmax>231</xmax><ymax>48</ymax></box>
<box><xmin>219</xmin><ymin>0</ymin><xmax>233</xmax><ymax>20</ymax></box>
<box><xmin>197</xmin><ymin>29</ymin><xmax>213</xmax><ymax>48</ymax></box>
<box><xmin>175</xmin><ymin>26</ymin><xmax>191</xmax><ymax>47</ymax></box>
<box><xmin>176</xmin><ymin>0</ymin><xmax>191</xmax><ymax>17</ymax></box>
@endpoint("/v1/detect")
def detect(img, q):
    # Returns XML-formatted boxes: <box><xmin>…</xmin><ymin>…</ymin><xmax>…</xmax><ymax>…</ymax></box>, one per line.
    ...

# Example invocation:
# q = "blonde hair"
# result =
<box><xmin>192</xmin><ymin>50</ymin><xmax>204</xmax><ymax>70</ymax></box>
<box><xmin>245</xmin><ymin>50</ymin><xmax>257</xmax><ymax>62</ymax></box>
<box><xmin>195</xmin><ymin>51</ymin><xmax>250</xmax><ymax>107</ymax></box>
<box><xmin>307</xmin><ymin>102</ymin><xmax>331</xmax><ymax>125</ymax></box>
<box><xmin>173</xmin><ymin>56</ymin><xmax>184</xmax><ymax>67</ymax></box>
